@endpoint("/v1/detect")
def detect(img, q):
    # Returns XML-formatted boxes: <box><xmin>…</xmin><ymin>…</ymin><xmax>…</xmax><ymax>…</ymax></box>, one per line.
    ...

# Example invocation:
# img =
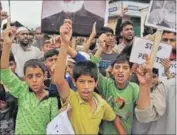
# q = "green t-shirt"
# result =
<box><xmin>91</xmin><ymin>56</ymin><xmax>139</xmax><ymax>134</ymax></box>
<box><xmin>0</xmin><ymin>69</ymin><xmax>58</xmax><ymax>134</ymax></box>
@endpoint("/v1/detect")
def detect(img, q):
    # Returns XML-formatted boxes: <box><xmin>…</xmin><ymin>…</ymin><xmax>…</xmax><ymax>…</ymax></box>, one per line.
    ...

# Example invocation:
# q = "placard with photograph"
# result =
<box><xmin>145</xmin><ymin>0</ymin><xmax>176</xmax><ymax>32</ymax></box>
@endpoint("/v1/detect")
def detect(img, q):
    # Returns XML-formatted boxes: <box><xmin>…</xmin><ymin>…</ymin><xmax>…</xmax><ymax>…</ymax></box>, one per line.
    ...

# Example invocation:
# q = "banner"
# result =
<box><xmin>41</xmin><ymin>0</ymin><xmax>107</xmax><ymax>36</ymax></box>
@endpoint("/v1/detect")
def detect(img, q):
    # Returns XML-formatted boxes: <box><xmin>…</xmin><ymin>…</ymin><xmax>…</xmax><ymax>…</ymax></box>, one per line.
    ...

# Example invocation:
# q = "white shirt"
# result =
<box><xmin>11</xmin><ymin>43</ymin><xmax>42</xmax><ymax>77</ymax></box>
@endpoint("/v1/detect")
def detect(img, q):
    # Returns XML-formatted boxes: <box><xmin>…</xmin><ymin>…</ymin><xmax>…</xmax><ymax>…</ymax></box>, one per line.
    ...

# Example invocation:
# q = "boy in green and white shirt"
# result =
<box><xmin>0</xmin><ymin>19</ymin><xmax>58</xmax><ymax>134</ymax></box>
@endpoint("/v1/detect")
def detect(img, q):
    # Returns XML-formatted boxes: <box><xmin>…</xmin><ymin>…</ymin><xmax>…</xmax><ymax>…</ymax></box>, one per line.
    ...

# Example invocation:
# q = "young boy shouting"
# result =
<box><xmin>53</xmin><ymin>19</ymin><xmax>125</xmax><ymax>134</ymax></box>
<box><xmin>91</xmin><ymin>34</ymin><xmax>152</xmax><ymax>134</ymax></box>
<box><xmin>0</xmin><ymin>20</ymin><xmax>58</xmax><ymax>134</ymax></box>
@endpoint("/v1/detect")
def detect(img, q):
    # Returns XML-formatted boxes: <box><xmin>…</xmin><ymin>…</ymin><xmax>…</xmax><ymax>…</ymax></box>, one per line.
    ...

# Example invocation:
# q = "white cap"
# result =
<box><xmin>78</xmin><ymin>51</ymin><xmax>90</xmax><ymax>60</ymax></box>
<box><xmin>16</xmin><ymin>27</ymin><xmax>29</xmax><ymax>34</ymax></box>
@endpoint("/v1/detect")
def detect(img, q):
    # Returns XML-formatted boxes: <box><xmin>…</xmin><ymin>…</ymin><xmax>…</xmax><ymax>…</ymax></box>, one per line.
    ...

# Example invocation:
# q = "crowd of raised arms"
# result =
<box><xmin>0</xmin><ymin>2</ymin><xmax>176</xmax><ymax>135</ymax></box>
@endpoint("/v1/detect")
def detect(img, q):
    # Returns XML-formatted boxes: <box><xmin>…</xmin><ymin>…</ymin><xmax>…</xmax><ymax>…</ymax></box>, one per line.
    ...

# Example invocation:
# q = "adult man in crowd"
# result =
<box><xmin>11</xmin><ymin>27</ymin><xmax>42</xmax><ymax>78</ymax></box>
<box><xmin>32</xmin><ymin>27</ymin><xmax>44</xmax><ymax>49</ymax></box>
<box><xmin>113</xmin><ymin>20</ymin><xmax>134</xmax><ymax>54</ymax></box>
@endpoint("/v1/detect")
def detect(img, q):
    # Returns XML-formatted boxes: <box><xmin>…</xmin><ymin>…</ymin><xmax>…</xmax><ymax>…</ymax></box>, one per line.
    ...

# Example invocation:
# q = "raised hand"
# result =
<box><xmin>90</xmin><ymin>22</ymin><xmax>96</xmax><ymax>38</ymax></box>
<box><xmin>2</xmin><ymin>17</ymin><xmax>16</xmax><ymax>46</ymax></box>
<box><xmin>136</xmin><ymin>54</ymin><xmax>152</xmax><ymax>86</ymax></box>
<box><xmin>59</xmin><ymin>19</ymin><xmax>72</xmax><ymax>46</ymax></box>
<box><xmin>98</xmin><ymin>33</ymin><xmax>107</xmax><ymax>50</ymax></box>
<box><xmin>161</xmin><ymin>58</ymin><xmax>171</xmax><ymax>72</ymax></box>
<box><xmin>49</xmin><ymin>35</ymin><xmax>61</xmax><ymax>48</ymax></box>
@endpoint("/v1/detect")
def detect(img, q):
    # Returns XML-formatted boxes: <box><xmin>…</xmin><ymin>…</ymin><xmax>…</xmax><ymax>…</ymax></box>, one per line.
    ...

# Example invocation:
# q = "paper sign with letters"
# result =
<box><xmin>46</xmin><ymin>104</ymin><xmax>74</xmax><ymax>134</ymax></box>
<box><xmin>130</xmin><ymin>37</ymin><xmax>172</xmax><ymax>69</ymax></box>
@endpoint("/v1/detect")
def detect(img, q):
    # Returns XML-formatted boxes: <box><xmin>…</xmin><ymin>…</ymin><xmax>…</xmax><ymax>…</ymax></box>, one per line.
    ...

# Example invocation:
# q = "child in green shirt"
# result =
<box><xmin>0</xmin><ymin>20</ymin><xmax>58</xmax><ymax>134</ymax></box>
<box><xmin>91</xmin><ymin>34</ymin><xmax>152</xmax><ymax>134</ymax></box>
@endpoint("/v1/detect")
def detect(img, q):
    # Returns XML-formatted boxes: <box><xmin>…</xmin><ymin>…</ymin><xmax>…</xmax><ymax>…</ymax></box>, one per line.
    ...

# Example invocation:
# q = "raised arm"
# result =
<box><xmin>83</xmin><ymin>22</ymin><xmax>96</xmax><ymax>53</ymax></box>
<box><xmin>136</xmin><ymin>54</ymin><xmax>152</xmax><ymax>110</ymax></box>
<box><xmin>53</xmin><ymin>19</ymin><xmax>72</xmax><ymax>101</ymax></box>
<box><xmin>0</xmin><ymin>19</ymin><xmax>16</xmax><ymax>69</ymax></box>
<box><xmin>0</xmin><ymin>19</ymin><xmax>28</xmax><ymax>99</ymax></box>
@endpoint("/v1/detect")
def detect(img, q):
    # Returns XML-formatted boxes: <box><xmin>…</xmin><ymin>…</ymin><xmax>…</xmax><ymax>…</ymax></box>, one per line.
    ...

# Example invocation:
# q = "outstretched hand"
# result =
<box><xmin>135</xmin><ymin>54</ymin><xmax>152</xmax><ymax>86</ymax></box>
<box><xmin>59</xmin><ymin>19</ymin><xmax>72</xmax><ymax>46</ymax></box>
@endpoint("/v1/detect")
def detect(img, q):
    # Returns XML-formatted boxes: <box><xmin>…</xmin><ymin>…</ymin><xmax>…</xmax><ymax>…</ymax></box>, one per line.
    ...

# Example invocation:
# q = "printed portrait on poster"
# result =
<box><xmin>41</xmin><ymin>0</ymin><xmax>107</xmax><ymax>36</ymax></box>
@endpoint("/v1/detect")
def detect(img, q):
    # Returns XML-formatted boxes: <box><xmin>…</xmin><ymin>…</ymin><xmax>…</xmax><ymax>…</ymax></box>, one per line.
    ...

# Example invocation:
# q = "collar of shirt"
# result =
<box><xmin>20</xmin><ymin>44</ymin><xmax>32</xmax><ymax>51</ymax></box>
<box><xmin>76</xmin><ymin>92</ymin><xmax>104</xmax><ymax>107</ymax></box>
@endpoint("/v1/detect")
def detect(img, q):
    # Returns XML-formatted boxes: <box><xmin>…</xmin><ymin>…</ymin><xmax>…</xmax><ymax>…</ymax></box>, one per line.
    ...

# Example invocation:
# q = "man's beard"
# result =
<box><xmin>172</xmin><ymin>48</ymin><xmax>176</xmax><ymax>54</ymax></box>
<box><xmin>125</xmin><ymin>36</ymin><xmax>134</xmax><ymax>42</ymax></box>
<box><xmin>20</xmin><ymin>41</ymin><xmax>29</xmax><ymax>46</ymax></box>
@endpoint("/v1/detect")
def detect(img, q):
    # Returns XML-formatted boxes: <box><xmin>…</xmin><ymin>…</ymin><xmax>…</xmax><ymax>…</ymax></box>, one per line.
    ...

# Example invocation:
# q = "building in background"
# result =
<box><xmin>108</xmin><ymin>0</ymin><xmax>150</xmax><ymax>37</ymax></box>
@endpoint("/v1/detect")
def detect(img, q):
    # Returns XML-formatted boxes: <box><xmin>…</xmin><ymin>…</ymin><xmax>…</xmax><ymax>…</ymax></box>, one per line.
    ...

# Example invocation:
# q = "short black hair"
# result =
<box><xmin>111</xmin><ymin>54</ymin><xmax>133</xmax><ymax>68</ymax></box>
<box><xmin>98</xmin><ymin>27</ymin><xmax>114</xmax><ymax>37</ymax></box>
<box><xmin>163</xmin><ymin>30</ymin><xmax>176</xmax><ymax>35</ymax></box>
<box><xmin>120</xmin><ymin>20</ymin><xmax>133</xmax><ymax>32</ymax></box>
<box><xmin>152</xmin><ymin>68</ymin><xmax>159</xmax><ymax>76</ymax></box>
<box><xmin>23</xmin><ymin>59</ymin><xmax>45</xmax><ymax>74</ymax></box>
<box><xmin>44</xmin><ymin>49</ymin><xmax>59</xmax><ymax>60</ymax></box>
<box><xmin>73</xmin><ymin>61</ymin><xmax>98</xmax><ymax>82</ymax></box>
<box><xmin>9</xmin><ymin>52</ymin><xmax>15</xmax><ymax>62</ymax></box>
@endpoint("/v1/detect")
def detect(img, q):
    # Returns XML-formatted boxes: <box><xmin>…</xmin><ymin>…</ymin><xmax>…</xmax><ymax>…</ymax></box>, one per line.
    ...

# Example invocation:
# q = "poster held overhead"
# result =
<box><xmin>145</xmin><ymin>0</ymin><xmax>176</xmax><ymax>32</ymax></box>
<box><xmin>41</xmin><ymin>0</ymin><xmax>107</xmax><ymax>36</ymax></box>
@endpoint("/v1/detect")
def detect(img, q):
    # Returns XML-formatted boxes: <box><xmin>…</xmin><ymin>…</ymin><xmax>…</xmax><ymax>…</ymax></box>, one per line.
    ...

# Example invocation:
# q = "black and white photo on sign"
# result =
<box><xmin>145</xmin><ymin>0</ymin><xmax>176</xmax><ymax>32</ymax></box>
<box><xmin>130</xmin><ymin>37</ymin><xmax>172</xmax><ymax>69</ymax></box>
<box><xmin>41</xmin><ymin>0</ymin><xmax>107</xmax><ymax>36</ymax></box>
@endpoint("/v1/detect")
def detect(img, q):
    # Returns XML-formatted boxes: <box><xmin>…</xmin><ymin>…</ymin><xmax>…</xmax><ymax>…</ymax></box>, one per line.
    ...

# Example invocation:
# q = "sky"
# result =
<box><xmin>1</xmin><ymin>1</ymin><xmax>42</xmax><ymax>29</ymax></box>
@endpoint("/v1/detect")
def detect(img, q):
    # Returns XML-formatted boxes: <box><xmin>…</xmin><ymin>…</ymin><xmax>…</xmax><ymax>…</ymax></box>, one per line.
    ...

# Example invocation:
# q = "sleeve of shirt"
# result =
<box><xmin>135</xmin><ymin>83</ymin><xmax>166</xmax><ymax>123</ymax></box>
<box><xmin>103</xmin><ymin>100</ymin><xmax>116</xmax><ymax>121</ymax></box>
<box><xmin>50</xmin><ymin>97</ymin><xmax>59</xmax><ymax>120</ymax></box>
<box><xmin>132</xmin><ymin>83</ymin><xmax>140</xmax><ymax>103</ymax></box>
<box><xmin>73</xmin><ymin>51</ymin><xmax>87</xmax><ymax>62</ymax></box>
<box><xmin>0</xmin><ymin>68</ymin><xmax>28</xmax><ymax>99</ymax></box>
<box><xmin>90</xmin><ymin>55</ymin><xmax>111</xmax><ymax>96</ymax></box>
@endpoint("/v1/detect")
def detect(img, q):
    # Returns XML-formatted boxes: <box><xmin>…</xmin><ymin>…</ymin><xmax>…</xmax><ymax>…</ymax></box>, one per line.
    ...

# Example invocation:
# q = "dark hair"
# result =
<box><xmin>111</xmin><ymin>54</ymin><xmax>133</xmax><ymax>68</ymax></box>
<box><xmin>73</xmin><ymin>61</ymin><xmax>98</xmax><ymax>82</ymax></box>
<box><xmin>120</xmin><ymin>20</ymin><xmax>133</xmax><ymax>32</ymax></box>
<box><xmin>163</xmin><ymin>31</ymin><xmax>176</xmax><ymax>35</ymax></box>
<box><xmin>116</xmin><ymin>35</ymin><xmax>123</xmax><ymax>44</ymax></box>
<box><xmin>152</xmin><ymin>68</ymin><xmax>159</xmax><ymax>76</ymax></box>
<box><xmin>98</xmin><ymin>27</ymin><xmax>114</xmax><ymax>37</ymax></box>
<box><xmin>44</xmin><ymin>49</ymin><xmax>59</xmax><ymax>60</ymax></box>
<box><xmin>23</xmin><ymin>59</ymin><xmax>45</xmax><ymax>74</ymax></box>
<box><xmin>9</xmin><ymin>52</ymin><xmax>15</xmax><ymax>62</ymax></box>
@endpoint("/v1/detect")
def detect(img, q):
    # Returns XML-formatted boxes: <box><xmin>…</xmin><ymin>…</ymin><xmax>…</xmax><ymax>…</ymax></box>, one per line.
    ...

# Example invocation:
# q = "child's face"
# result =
<box><xmin>112</xmin><ymin>62</ymin><xmax>131</xmax><ymax>88</ymax></box>
<box><xmin>0</xmin><ymin>100</ymin><xmax>8</xmax><ymax>110</ymax></box>
<box><xmin>151</xmin><ymin>73</ymin><xmax>158</xmax><ymax>88</ymax></box>
<box><xmin>42</xmin><ymin>43</ymin><xmax>51</xmax><ymax>54</ymax></box>
<box><xmin>105</xmin><ymin>32</ymin><xmax>114</xmax><ymax>47</ymax></box>
<box><xmin>74</xmin><ymin>75</ymin><xmax>97</xmax><ymax>101</ymax></box>
<box><xmin>24</xmin><ymin>67</ymin><xmax>45</xmax><ymax>92</ymax></box>
<box><xmin>45</xmin><ymin>55</ymin><xmax>58</xmax><ymax>71</ymax></box>
<box><xmin>66</xmin><ymin>61</ymin><xmax>75</xmax><ymax>76</ymax></box>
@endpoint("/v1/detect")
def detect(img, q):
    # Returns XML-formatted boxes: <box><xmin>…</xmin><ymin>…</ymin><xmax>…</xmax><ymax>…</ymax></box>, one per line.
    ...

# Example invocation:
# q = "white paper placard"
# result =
<box><xmin>46</xmin><ymin>104</ymin><xmax>75</xmax><ymax>135</ymax></box>
<box><xmin>130</xmin><ymin>37</ymin><xmax>172</xmax><ymax>69</ymax></box>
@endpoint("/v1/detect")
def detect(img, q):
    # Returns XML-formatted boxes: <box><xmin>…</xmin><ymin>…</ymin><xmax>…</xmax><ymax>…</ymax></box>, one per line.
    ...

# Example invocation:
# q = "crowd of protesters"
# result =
<box><xmin>0</xmin><ymin>1</ymin><xmax>176</xmax><ymax>134</ymax></box>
